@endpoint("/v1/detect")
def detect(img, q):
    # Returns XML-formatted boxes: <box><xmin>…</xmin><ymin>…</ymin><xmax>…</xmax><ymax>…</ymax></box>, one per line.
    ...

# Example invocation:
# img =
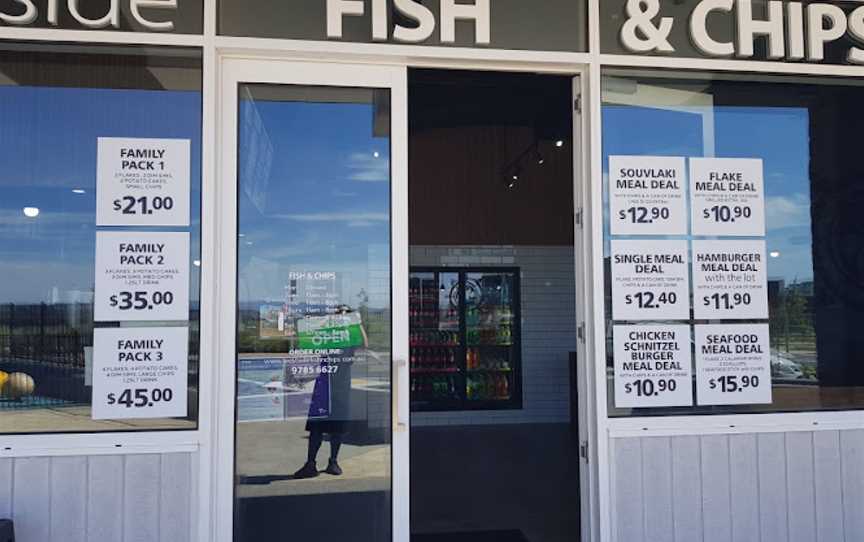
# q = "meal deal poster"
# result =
<box><xmin>611</xmin><ymin>240</ymin><xmax>690</xmax><ymax>321</ymax></box>
<box><xmin>94</xmin><ymin>231</ymin><xmax>190</xmax><ymax>322</ymax></box>
<box><xmin>92</xmin><ymin>326</ymin><xmax>188</xmax><ymax>419</ymax></box>
<box><xmin>689</xmin><ymin>157</ymin><xmax>765</xmax><ymax>237</ymax></box>
<box><xmin>96</xmin><ymin>137</ymin><xmax>191</xmax><ymax>227</ymax></box>
<box><xmin>691</xmin><ymin>239</ymin><xmax>768</xmax><ymax>320</ymax></box>
<box><xmin>609</xmin><ymin>155</ymin><xmax>687</xmax><ymax>236</ymax></box>
<box><xmin>695</xmin><ymin>324</ymin><xmax>772</xmax><ymax>405</ymax></box>
<box><xmin>614</xmin><ymin>325</ymin><xmax>693</xmax><ymax>408</ymax></box>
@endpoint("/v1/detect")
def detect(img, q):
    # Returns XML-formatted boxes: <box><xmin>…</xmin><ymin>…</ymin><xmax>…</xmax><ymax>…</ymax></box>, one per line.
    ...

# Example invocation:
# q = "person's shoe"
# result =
<box><xmin>325</xmin><ymin>459</ymin><xmax>343</xmax><ymax>475</ymax></box>
<box><xmin>293</xmin><ymin>461</ymin><xmax>319</xmax><ymax>479</ymax></box>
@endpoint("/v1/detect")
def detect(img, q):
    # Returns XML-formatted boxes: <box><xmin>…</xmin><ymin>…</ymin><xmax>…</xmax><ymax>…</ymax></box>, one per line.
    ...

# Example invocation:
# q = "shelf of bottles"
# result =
<box><xmin>410</xmin><ymin>268</ymin><xmax>521</xmax><ymax>412</ymax></box>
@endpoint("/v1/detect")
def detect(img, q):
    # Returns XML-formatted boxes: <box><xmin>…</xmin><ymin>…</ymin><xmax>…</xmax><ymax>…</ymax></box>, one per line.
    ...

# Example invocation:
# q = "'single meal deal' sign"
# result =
<box><xmin>611</xmin><ymin>240</ymin><xmax>690</xmax><ymax>321</ymax></box>
<box><xmin>94</xmin><ymin>231</ymin><xmax>190</xmax><ymax>322</ymax></box>
<box><xmin>614</xmin><ymin>324</ymin><xmax>693</xmax><ymax>408</ymax></box>
<box><xmin>97</xmin><ymin>137</ymin><xmax>191</xmax><ymax>227</ymax></box>
<box><xmin>691</xmin><ymin>239</ymin><xmax>768</xmax><ymax>320</ymax></box>
<box><xmin>609</xmin><ymin>155</ymin><xmax>687</xmax><ymax>236</ymax></box>
<box><xmin>695</xmin><ymin>324</ymin><xmax>771</xmax><ymax>405</ymax></box>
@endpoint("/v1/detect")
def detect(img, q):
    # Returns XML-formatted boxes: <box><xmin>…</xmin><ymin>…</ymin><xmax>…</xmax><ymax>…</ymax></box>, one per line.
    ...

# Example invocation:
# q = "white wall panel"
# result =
<box><xmin>0</xmin><ymin>452</ymin><xmax>194</xmax><ymax>542</ymax></box>
<box><xmin>610</xmin><ymin>429</ymin><xmax>864</xmax><ymax>542</ymax></box>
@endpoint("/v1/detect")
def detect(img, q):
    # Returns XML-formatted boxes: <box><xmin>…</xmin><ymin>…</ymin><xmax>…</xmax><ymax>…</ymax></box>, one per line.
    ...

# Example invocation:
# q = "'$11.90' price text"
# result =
<box><xmin>624</xmin><ymin>378</ymin><xmax>678</xmax><ymax>397</ymax></box>
<box><xmin>109</xmin><ymin>291</ymin><xmax>174</xmax><ymax>311</ymax></box>
<box><xmin>107</xmin><ymin>388</ymin><xmax>174</xmax><ymax>408</ymax></box>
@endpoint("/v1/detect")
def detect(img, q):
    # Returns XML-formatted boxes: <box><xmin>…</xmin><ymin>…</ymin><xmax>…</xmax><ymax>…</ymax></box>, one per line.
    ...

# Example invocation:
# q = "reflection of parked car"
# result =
<box><xmin>771</xmin><ymin>350</ymin><xmax>804</xmax><ymax>379</ymax></box>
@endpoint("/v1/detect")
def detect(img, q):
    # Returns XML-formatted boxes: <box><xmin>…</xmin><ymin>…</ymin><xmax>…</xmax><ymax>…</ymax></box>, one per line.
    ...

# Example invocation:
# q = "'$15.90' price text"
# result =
<box><xmin>709</xmin><ymin>375</ymin><xmax>759</xmax><ymax>393</ymax></box>
<box><xmin>624</xmin><ymin>378</ymin><xmax>677</xmax><ymax>397</ymax></box>
<box><xmin>107</xmin><ymin>388</ymin><xmax>174</xmax><ymax>408</ymax></box>
<box><xmin>109</xmin><ymin>291</ymin><xmax>174</xmax><ymax>311</ymax></box>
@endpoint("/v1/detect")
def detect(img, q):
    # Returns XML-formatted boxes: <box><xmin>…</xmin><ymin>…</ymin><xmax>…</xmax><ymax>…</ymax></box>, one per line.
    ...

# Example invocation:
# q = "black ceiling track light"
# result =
<box><xmin>502</xmin><ymin>139</ymin><xmax>563</xmax><ymax>190</ymax></box>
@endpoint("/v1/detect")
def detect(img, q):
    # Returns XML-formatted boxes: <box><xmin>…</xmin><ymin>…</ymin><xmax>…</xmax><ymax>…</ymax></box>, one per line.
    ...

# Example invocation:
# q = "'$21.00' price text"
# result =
<box><xmin>112</xmin><ymin>195</ymin><xmax>174</xmax><ymax>216</ymax></box>
<box><xmin>624</xmin><ymin>378</ymin><xmax>678</xmax><ymax>397</ymax></box>
<box><xmin>109</xmin><ymin>291</ymin><xmax>174</xmax><ymax>311</ymax></box>
<box><xmin>107</xmin><ymin>388</ymin><xmax>174</xmax><ymax>408</ymax></box>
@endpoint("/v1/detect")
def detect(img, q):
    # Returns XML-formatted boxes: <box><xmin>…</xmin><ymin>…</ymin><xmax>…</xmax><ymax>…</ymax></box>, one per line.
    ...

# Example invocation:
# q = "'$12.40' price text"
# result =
<box><xmin>624</xmin><ymin>378</ymin><xmax>678</xmax><ymax>397</ymax></box>
<box><xmin>107</xmin><ymin>388</ymin><xmax>174</xmax><ymax>408</ymax></box>
<box><xmin>112</xmin><ymin>195</ymin><xmax>174</xmax><ymax>216</ymax></box>
<box><xmin>624</xmin><ymin>291</ymin><xmax>677</xmax><ymax>309</ymax></box>
<box><xmin>109</xmin><ymin>291</ymin><xmax>174</xmax><ymax>311</ymax></box>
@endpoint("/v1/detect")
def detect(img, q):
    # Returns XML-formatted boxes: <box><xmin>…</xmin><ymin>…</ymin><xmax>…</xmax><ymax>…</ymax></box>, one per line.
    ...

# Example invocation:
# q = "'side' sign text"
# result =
<box><xmin>0</xmin><ymin>0</ymin><xmax>178</xmax><ymax>31</ymax></box>
<box><xmin>327</xmin><ymin>0</ymin><xmax>490</xmax><ymax>44</ymax></box>
<box><xmin>621</xmin><ymin>0</ymin><xmax>864</xmax><ymax>63</ymax></box>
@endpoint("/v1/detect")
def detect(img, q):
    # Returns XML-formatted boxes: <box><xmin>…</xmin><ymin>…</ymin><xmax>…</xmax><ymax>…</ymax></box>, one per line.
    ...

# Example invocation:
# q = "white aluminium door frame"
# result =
<box><xmin>213</xmin><ymin>57</ymin><xmax>410</xmax><ymax>542</ymax></box>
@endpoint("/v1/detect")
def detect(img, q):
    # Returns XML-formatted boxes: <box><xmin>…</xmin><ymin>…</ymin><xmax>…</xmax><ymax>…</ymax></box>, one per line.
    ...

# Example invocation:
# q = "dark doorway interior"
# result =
<box><xmin>408</xmin><ymin>69</ymin><xmax>581</xmax><ymax>542</ymax></box>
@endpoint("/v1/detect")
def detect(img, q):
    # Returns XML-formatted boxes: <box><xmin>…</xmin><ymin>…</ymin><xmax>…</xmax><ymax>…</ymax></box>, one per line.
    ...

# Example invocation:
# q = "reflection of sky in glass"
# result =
<box><xmin>237</xmin><ymin>94</ymin><xmax>390</xmax><ymax>310</ymax></box>
<box><xmin>602</xmin><ymin>102</ymin><xmax>813</xmax><ymax>284</ymax></box>
<box><xmin>0</xmin><ymin>86</ymin><xmax>203</xmax><ymax>304</ymax></box>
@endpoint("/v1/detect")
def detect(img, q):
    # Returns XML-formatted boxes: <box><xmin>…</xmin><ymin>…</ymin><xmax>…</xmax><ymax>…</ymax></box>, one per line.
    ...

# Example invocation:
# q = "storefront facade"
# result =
<box><xmin>2</xmin><ymin>1</ymin><xmax>864</xmax><ymax>541</ymax></box>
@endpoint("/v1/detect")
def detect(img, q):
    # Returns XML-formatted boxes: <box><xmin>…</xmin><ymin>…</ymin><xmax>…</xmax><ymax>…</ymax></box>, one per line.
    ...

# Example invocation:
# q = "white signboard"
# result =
<box><xmin>614</xmin><ymin>324</ymin><xmax>693</xmax><ymax>408</ymax></box>
<box><xmin>611</xmin><ymin>240</ymin><xmax>690</xmax><ymax>321</ymax></box>
<box><xmin>94</xmin><ymin>231</ymin><xmax>190</xmax><ymax>322</ymax></box>
<box><xmin>690</xmin><ymin>157</ymin><xmax>765</xmax><ymax>237</ymax></box>
<box><xmin>97</xmin><ymin>137</ymin><xmax>191</xmax><ymax>226</ymax></box>
<box><xmin>691</xmin><ymin>240</ymin><xmax>768</xmax><ymax>320</ymax></box>
<box><xmin>695</xmin><ymin>324</ymin><xmax>772</xmax><ymax>405</ymax></box>
<box><xmin>92</xmin><ymin>326</ymin><xmax>188</xmax><ymax>419</ymax></box>
<box><xmin>609</xmin><ymin>155</ymin><xmax>688</xmax><ymax>235</ymax></box>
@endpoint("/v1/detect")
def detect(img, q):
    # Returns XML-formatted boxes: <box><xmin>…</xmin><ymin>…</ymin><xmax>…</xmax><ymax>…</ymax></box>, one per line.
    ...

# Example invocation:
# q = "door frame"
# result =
<box><xmin>213</xmin><ymin>57</ymin><xmax>410</xmax><ymax>542</ymax></box>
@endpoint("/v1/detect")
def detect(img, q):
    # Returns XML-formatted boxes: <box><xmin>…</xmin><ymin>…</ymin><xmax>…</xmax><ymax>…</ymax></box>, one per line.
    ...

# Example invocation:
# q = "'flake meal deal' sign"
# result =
<box><xmin>614</xmin><ymin>325</ymin><xmax>693</xmax><ymax>408</ymax></box>
<box><xmin>609</xmin><ymin>155</ymin><xmax>687</xmax><ymax>236</ymax></box>
<box><xmin>97</xmin><ymin>137</ymin><xmax>191</xmax><ymax>227</ymax></box>
<box><xmin>94</xmin><ymin>231</ymin><xmax>190</xmax><ymax>322</ymax></box>
<box><xmin>611</xmin><ymin>240</ymin><xmax>690</xmax><ymax>320</ymax></box>
<box><xmin>690</xmin><ymin>157</ymin><xmax>765</xmax><ymax>237</ymax></box>
<box><xmin>695</xmin><ymin>324</ymin><xmax>771</xmax><ymax>405</ymax></box>
<box><xmin>692</xmin><ymin>239</ymin><xmax>768</xmax><ymax>320</ymax></box>
<box><xmin>92</xmin><ymin>326</ymin><xmax>189</xmax><ymax>419</ymax></box>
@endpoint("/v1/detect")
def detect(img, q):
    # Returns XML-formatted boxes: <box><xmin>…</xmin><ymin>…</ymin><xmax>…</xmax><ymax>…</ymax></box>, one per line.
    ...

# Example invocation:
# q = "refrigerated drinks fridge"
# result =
<box><xmin>409</xmin><ymin>267</ymin><xmax>522</xmax><ymax>412</ymax></box>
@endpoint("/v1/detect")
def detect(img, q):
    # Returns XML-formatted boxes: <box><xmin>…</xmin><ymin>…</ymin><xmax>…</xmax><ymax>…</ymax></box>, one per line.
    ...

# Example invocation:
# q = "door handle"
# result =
<box><xmin>393</xmin><ymin>358</ymin><xmax>408</xmax><ymax>433</ymax></box>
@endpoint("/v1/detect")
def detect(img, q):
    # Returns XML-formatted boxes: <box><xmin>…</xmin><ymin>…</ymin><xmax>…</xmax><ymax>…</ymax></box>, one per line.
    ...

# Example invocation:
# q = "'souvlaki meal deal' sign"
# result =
<box><xmin>611</xmin><ymin>239</ymin><xmax>691</xmax><ymax>321</ymax></box>
<box><xmin>94</xmin><ymin>231</ymin><xmax>190</xmax><ymax>322</ymax></box>
<box><xmin>92</xmin><ymin>326</ymin><xmax>188</xmax><ymax>419</ymax></box>
<box><xmin>609</xmin><ymin>155</ymin><xmax>687</xmax><ymax>236</ymax></box>
<box><xmin>695</xmin><ymin>323</ymin><xmax>771</xmax><ymax>405</ymax></box>
<box><xmin>614</xmin><ymin>324</ymin><xmax>693</xmax><ymax>408</ymax></box>
<box><xmin>97</xmin><ymin>137</ymin><xmax>191</xmax><ymax>227</ymax></box>
<box><xmin>690</xmin><ymin>157</ymin><xmax>765</xmax><ymax>237</ymax></box>
<box><xmin>691</xmin><ymin>239</ymin><xmax>768</xmax><ymax>320</ymax></box>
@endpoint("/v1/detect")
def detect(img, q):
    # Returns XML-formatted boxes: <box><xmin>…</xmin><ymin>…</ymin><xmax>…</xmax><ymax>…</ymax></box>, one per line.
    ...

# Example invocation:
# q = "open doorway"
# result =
<box><xmin>408</xmin><ymin>69</ymin><xmax>581</xmax><ymax>542</ymax></box>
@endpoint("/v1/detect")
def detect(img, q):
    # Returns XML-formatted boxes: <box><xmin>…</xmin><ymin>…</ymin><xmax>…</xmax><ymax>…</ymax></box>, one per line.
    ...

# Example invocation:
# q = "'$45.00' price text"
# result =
<box><xmin>109</xmin><ymin>291</ymin><xmax>174</xmax><ymax>311</ymax></box>
<box><xmin>709</xmin><ymin>375</ymin><xmax>759</xmax><ymax>393</ymax></box>
<box><xmin>107</xmin><ymin>388</ymin><xmax>174</xmax><ymax>408</ymax></box>
<box><xmin>624</xmin><ymin>378</ymin><xmax>677</xmax><ymax>397</ymax></box>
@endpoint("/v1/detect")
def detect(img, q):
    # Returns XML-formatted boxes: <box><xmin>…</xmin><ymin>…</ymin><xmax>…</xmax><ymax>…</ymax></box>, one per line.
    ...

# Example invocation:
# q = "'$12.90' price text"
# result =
<box><xmin>109</xmin><ymin>291</ymin><xmax>174</xmax><ymax>311</ymax></box>
<box><xmin>624</xmin><ymin>378</ymin><xmax>678</xmax><ymax>397</ymax></box>
<box><xmin>107</xmin><ymin>388</ymin><xmax>174</xmax><ymax>408</ymax></box>
<box><xmin>618</xmin><ymin>206</ymin><xmax>670</xmax><ymax>224</ymax></box>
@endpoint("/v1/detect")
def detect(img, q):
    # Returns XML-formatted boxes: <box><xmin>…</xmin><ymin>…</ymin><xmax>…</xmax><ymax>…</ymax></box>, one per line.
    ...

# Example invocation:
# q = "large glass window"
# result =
<box><xmin>603</xmin><ymin>70</ymin><xmax>864</xmax><ymax>415</ymax></box>
<box><xmin>0</xmin><ymin>44</ymin><xmax>202</xmax><ymax>433</ymax></box>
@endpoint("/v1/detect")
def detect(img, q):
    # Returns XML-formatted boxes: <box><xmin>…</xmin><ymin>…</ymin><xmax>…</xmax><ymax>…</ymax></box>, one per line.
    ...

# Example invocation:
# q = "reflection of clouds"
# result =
<box><xmin>273</xmin><ymin>212</ymin><xmax>388</xmax><ymax>223</ymax></box>
<box><xmin>347</xmin><ymin>152</ymin><xmax>389</xmax><ymax>182</ymax></box>
<box><xmin>766</xmin><ymin>193</ymin><xmax>810</xmax><ymax>230</ymax></box>
<box><xmin>332</xmin><ymin>189</ymin><xmax>358</xmax><ymax>198</ymax></box>
<box><xmin>0</xmin><ymin>261</ymin><xmax>91</xmax><ymax>303</ymax></box>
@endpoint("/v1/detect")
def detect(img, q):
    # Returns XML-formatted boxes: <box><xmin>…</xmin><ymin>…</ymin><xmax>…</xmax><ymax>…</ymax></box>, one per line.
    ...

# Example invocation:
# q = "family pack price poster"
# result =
<box><xmin>689</xmin><ymin>157</ymin><xmax>765</xmax><ymax>237</ymax></box>
<box><xmin>691</xmin><ymin>239</ymin><xmax>768</xmax><ymax>320</ymax></box>
<box><xmin>610</xmin><ymin>240</ymin><xmax>690</xmax><ymax>321</ymax></box>
<box><xmin>609</xmin><ymin>155</ymin><xmax>687</xmax><ymax>236</ymax></box>
<box><xmin>96</xmin><ymin>137</ymin><xmax>191</xmax><ymax>227</ymax></box>
<box><xmin>614</xmin><ymin>325</ymin><xmax>693</xmax><ymax>408</ymax></box>
<box><xmin>695</xmin><ymin>324</ymin><xmax>772</xmax><ymax>405</ymax></box>
<box><xmin>92</xmin><ymin>326</ymin><xmax>188</xmax><ymax>419</ymax></box>
<box><xmin>94</xmin><ymin>231</ymin><xmax>190</xmax><ymax>322</ymax></box>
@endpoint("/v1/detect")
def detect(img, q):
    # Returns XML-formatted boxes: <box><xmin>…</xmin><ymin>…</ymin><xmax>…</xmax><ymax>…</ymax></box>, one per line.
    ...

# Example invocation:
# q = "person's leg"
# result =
<box><xmin>325</xmin><ymin>433</ymin><xmax>344</xmax><ymax>475</ymax></box>
<box><xmin>294</xmin><ymin>429</ymin><xmax>323</xmax><ymax>479</ymax></box>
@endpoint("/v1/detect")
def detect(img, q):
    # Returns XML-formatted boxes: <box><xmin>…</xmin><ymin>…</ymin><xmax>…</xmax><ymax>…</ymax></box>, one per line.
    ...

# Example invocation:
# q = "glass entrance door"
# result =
<box><xmin>216</xmin><ymin>60</ymin><xmax>409</xmax><ymax>542</ymax></box>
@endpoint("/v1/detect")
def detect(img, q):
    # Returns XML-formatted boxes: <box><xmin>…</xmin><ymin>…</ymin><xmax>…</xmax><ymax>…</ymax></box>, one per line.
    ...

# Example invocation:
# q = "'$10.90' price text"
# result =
<box><xmin>624</xmin><ymin>378</ymin><xmax>678</xmax><ymax>397</ymax></box>
<box><xmin>107</xmin><ymin>388</ymin><xmax>174</xmax><ymax>408</ymax></box>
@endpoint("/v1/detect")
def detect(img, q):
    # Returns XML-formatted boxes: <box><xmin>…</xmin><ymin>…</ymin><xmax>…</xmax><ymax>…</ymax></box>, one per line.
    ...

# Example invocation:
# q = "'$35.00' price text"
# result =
<box><xmin>107</xmin><ymin>388</ymin><xmax>174</xmax><ymax>408</ymax></box>
<box><xmin>109</xmin><ymin>291</ymin><xmax>174</xmax><ymax>311</ymax></box>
